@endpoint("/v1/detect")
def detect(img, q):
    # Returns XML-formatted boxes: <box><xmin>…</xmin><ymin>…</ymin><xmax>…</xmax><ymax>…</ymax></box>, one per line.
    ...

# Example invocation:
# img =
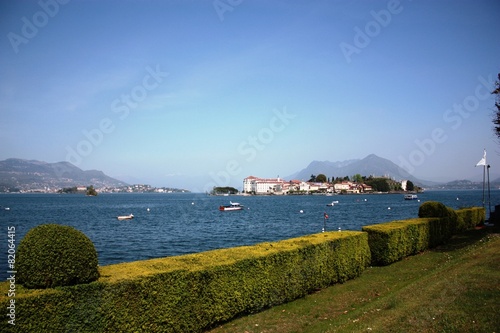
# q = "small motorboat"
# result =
<box><xmin>404</xmin><ymin>194</ymin><xmax>418</xmax><ymax>200</ymax></box>
<box><xmin>117</xmin><ymin>214</ymin><xmax>134</xmax><ymax>220</ymax></box>
<box><xmin>326</xmin><ymin>201</ymin><xmax>339</xmax><ymax>206</ymax></box>
<box><xmin>219</xmin><ymin>201</ymin><xmax>243</xmax><ymax>211</ymax></box>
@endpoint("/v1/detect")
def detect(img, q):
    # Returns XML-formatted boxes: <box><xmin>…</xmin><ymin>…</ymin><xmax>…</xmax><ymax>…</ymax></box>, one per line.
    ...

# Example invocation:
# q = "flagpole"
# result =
<box><xmin>476</xmin><ymin>149</ymin><xmax>487</xmax><ymax>210</ymax></box>
<box><xmin>487</xmin><ymin>164</ymin><xmax>491</xmax><ymax>218</ymax></box>
<box><xmin>482</xmin><ymin>164</ymin><xmax>486</xmax><ymax>209</ymax></box>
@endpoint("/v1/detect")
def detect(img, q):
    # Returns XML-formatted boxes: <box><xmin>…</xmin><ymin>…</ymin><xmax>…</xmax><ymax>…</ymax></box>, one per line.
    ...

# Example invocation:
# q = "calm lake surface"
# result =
<box><xmin>1</xmin><ymin>190</ymin><xmax>498</xmax><ymax>281</ymax></box>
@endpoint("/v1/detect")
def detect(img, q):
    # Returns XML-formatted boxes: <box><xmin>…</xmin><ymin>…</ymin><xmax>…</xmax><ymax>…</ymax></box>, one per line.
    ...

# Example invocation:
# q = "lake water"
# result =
<box><xmin>1</xmin><ymin>190</ymin><xmax>498</xmax><ymax>281</ymax></box>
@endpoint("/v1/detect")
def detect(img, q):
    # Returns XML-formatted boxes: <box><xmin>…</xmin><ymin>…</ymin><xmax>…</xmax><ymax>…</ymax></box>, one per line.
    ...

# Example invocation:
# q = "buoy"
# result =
<box><xmin>299</xmin><ymin>210</ymin><xmax>304</xmax><ymax>214</ymax></box>
<box><xmin>388</xmin><ymin>207</ymin><xmax>391</xmax><ymax>210</ymax></box>
<box><xmin>147</xmin><ymin>208</ymin><xmax>150</xmax><ymax>212</ymax></box>
<box><xmin>192</xmin><ymin>202</ymin><xmax>195</xmax><ymax>205</ymax></box>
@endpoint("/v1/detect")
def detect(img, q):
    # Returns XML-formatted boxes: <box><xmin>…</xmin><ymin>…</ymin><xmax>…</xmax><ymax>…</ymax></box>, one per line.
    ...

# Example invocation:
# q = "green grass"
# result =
<box><xmin>207</xmin><ymin>228</ymin><xmax>500</xmax><ymax>333</ymax></box>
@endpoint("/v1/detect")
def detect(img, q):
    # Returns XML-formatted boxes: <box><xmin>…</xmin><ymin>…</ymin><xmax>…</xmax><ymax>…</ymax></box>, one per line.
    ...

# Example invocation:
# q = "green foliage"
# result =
<box><xmin>212</xmin><ymin>186</ymin><xmax>238</xmax><ymax>195</ymax></box>
<box><xmin>315</xmin><ymin>174</ymin><xmax>327</xmax><ymax>183</ymax></box>
<box><xmin>86</xmin><ymin>185</ymin><xmax>97</xmax><ymax>196</ymax></box>
<box><xmin>352</xmin><ymin>173</ymin><xmax>363</xmax><ymax>183</ymax></box>
<box><xmin>455</xmin><ymin>207</ymin><xmax>485</xmax><ymax>232</ymax></box>
<box><xmin>362</xmin><ymin>218</ymin><xmax>444</xmax><ymax>265</ymax></box>
<box><xmin>365</xmin><ymin>178</ymin><xmax>390</xmax><ymax>192</ymax></box>
<box><xmin>406</xmin><ymin>180</ymin><xmax>415</xmax><ymax>191</ymax></box>
<box><xmin>1</xmin><ymin>232</ymin><xmax>370</xmax><ymax>332</ymax></box>
<box><xmin>365</xmin><ymin>203</ymin><xmax>485</xmax><ymax>266</ymax></box>
<box><xmin>418</xmin><ymin>201</ymin><xmax>449</xmax><ymax>218</ymax></box>
<box><xmin>17</xmin><ymin>224</ymin><xmax>99</xmax><ymax>289</ymax></box>
<box><xmin>492</xmin><ymin>73</ymin><xmax>500</xmax><ymax>139</ymax></box>
<box><xmin>58</xmin><ymin>186</ymin><xmax>78</xmax><ymax>194</ymax></box>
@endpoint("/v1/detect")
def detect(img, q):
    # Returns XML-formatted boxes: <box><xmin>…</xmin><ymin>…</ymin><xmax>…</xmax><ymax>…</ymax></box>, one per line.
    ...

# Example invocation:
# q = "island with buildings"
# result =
<box><xmin>241</xmin><ymin>175</ymin><xmax>418</xmax><ymax>195</ymax></box>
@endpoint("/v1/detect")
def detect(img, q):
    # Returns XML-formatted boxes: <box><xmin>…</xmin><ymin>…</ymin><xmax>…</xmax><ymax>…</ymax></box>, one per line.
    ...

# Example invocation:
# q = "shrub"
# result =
<box><xmin>362</xmin><ymin>218</ymin><xmax>441</xmax><ymax>266</ymax></box>
<box><xmin>418</xmin><ymin>201</ymin><xmax>449</xmax><ymax>218</ymax></box>
<box><xmin>456</xmin><ymin>207</ymin><xmax>486</xmax><ymax>232</ymax></box>
<box><xmin>17</xmin><ymin>224</ymin><xmax>99</xmax><ymax>289</ymax></box>
<box><xmin>418</xmin><ymin>201</ymin><xmax>457</xmax><ymax>236</ymax></box>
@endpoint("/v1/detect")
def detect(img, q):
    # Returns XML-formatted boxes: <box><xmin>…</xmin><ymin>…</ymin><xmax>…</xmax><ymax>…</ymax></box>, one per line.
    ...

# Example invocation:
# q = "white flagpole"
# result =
<box><xmin>475</xmin><ymin>149</ymin><xmax>487</xmax><ymax>209</ymax></box>
<box><xmin>487</xmin><ymin>164</ymin><xmax>491</xmax><ymax>218</ymax></box>
<box><xmin>483</xmin><ymin>149</ymin><xmax>487</xmax><ymax>208</ymax></box>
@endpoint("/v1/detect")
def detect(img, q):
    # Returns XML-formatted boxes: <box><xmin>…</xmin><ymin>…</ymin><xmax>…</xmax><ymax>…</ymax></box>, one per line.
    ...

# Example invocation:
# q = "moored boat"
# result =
<box><xmin>117</xmin><ymin>214</ymin><xmax>134</xmax><ymax>220</ymax></box>
<box><xmin>219</xmin><ymin>201</ymin><xmax>243</xmax><ymax>211</ymax></box>
<box><xmin>404</xmin><ymin>194</ymin><xmax>418</xmax><ymax>200</ymax></box>
<box><xmin>326</xmin><ymin>201</ymin><xmax>339</xmax><ymax>206</ymax></box>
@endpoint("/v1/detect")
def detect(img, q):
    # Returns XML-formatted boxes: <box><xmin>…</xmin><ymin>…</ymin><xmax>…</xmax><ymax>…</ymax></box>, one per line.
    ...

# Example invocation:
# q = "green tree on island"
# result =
<box><xmin>308</xmin><ymin>174</ymin><xmax>327</xmax><ymax>183</ymax></box>
<box><xmin>86</xmin><ymin>185</ymin><xmax>98</xmax><ymax>196</ymax></box>
<box><xmin>352</xmin><ymin>174</ymin><xmax>363</xmax><ymax>183</ymax></box>
<box><xmin>212</xmin><ymin>186</ymin><xmax>239</xmax><ymax>195</ymax></box>
<box><xmin>406</xmin><ymin>180</ymin><xmax>415</xmax><ymax>191</ymax></box>
<box><xmin>315</xmin><ymin>174</ymin><xmax>327</xmax><ymax>183</ymax></box>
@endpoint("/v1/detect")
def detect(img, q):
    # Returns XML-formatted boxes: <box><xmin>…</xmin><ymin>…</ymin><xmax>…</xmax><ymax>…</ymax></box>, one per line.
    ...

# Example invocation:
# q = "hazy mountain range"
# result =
<box><xmin>286</xmin><ymin>154</ymin><xmax>434</xmax><ymax>185</ymax></box>
<box><xmin>1</xmin><ymin>155</ymin><xmax>498</xmax><ymax>192</ymax></box>
<box><xmin>0</xmin><ymin>158</ymin><xmax>127</xmax><ymax>192</ymax></box>
<box><xmin>286</xmin><ymin>154</ymin><xmax>500</xmax><ymax>188</ymax></box>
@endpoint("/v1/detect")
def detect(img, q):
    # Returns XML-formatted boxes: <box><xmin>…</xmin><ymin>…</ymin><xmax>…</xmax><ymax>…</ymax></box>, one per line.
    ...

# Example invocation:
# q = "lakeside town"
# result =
<box><xmin>210</xmin><ymin>174</ymin><xmax>421</xmax><ymax>196</ymax></box>
<box><xmin>3</xmin><ymin>184</ymin><xmax>190</xmax><ymax>194</ymax></box>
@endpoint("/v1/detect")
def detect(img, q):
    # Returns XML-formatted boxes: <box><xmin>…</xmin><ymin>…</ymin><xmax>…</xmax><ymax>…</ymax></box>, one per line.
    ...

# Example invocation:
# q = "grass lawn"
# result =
<box><xmin>207</xmin><ymin>227</ymin><xmax>500</xmax><ymax>333</ymax></box>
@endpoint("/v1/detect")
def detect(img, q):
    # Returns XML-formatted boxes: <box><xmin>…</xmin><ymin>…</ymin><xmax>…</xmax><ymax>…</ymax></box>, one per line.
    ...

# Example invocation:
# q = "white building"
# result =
<box><xmin>243</xmin><ymin>176</ymin><xmax>285</xmax><ymax>194</ymax></box>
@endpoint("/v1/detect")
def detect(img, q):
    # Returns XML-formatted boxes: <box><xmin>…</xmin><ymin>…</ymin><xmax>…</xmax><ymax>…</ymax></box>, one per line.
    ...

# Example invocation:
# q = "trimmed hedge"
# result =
<box><xmin>0</xmin><ymin>231</ymin><xmax>370</xmax><ymax>332</ymax></box>
<box><xmin>418</xmin><ymin>201</ymin><xmax>449</xmax><ymax>218</ymax></box>
<box><xmin>418</xmin><ymin>201</ymin><xmax>457</xmax><ymax>235</ymax></box>
<box><xmin>364</xmin><ymin>205</ymin><xmax>485</xmax><ymax>266</ymax></box>
<box><xmin>17</xmin><ymin>224</ymin><xmax>99</xmax><ymax>289</ymax></box>
<box><xmin>455</xmin><ymin>207</ymin><xmax>485</xmax><ymax>232</ymax></box>
<box><xmin>362</xmin><ymin>217</ymin><xmax>445</xmax><ymax>266</ymax></box>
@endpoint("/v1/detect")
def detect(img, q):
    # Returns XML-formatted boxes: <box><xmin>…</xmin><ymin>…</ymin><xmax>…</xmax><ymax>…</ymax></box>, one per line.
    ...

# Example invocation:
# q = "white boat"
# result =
<box><xmin>404</xmin><ymin>194</ymin><xmax>418</xmax><ymax>200</ymax></box>
<box><xmin>219</xmin><ymin>201</ymin><xmax>243</xmax><ymax>211</ymax></box>
<box><xmin>117</xmin><ymin>214</ymin><xmax>134</xmax><ymax>220</ymax></box>
<box><xmin>326</xmin><ymin>201</ymin><xmax>339</xmax><ymax>206</ymax></box>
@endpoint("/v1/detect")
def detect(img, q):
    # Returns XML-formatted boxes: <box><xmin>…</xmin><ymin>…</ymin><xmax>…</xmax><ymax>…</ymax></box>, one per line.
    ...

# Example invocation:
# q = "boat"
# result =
<box><xmin>117</xmin><ymin>214</ymin><xmax>134</xmax><ymax>220</ymax></box>
<box><xmin>326</xmin><ymin>201</ymin><xmax>339</xmax><ymax>206</ymax></box>
<box><xmin>219</xmin><ymin>201</ymin><xmax>243</xmax><ymax>211</ymax></box>
<box><xmin>404</xmin><ymin>194</ymin><xmax>418</xmax><ymax>200</ymax></box>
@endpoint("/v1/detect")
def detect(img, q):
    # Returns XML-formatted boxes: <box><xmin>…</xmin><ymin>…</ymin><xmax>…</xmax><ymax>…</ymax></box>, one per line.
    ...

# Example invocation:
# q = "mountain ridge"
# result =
<box><xmin>0</xmin><ymin>158</ymin><xmax>128</xmax><ymax>192</ymax></box>
<box><xmin>286</xmin><ymin>154</ymin><xmax>435</xmax><ymax>186</ymax></box>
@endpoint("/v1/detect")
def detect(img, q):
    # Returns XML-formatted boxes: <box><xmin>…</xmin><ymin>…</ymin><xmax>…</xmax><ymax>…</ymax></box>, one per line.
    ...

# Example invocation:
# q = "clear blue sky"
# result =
<box><xmin>1</xmin><ymin>0</ymin><xmax>499</xmax><ymax>191</ymax></box>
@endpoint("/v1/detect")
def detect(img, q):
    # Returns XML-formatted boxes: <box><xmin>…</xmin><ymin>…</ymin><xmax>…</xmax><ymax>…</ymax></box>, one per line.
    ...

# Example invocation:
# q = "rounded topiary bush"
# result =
<box><xmin>17</xmin><ymin>224</ymin><xmax>99</xmax><ymax>289</ymax></box>
<box><xmin>418</xmin><ymin>201</ymin><xmax>449</xmax><ymax>218</ymax></box>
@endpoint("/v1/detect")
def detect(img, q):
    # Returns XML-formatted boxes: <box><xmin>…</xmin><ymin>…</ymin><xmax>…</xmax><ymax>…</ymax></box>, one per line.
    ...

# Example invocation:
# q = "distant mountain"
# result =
<box><xmin>430</xmin><ymin>178</ymin><xmax>500</xmax><ymax>190</ymax></box>
<box><xmin>0</xmin><ymin>158</ymin><xmax>128</xmax><ymax>192</ymax></box>
<box><xmin>286</xmin><ymin>154</ymin><xmax>434</xmax><ymax>186</ymax></box>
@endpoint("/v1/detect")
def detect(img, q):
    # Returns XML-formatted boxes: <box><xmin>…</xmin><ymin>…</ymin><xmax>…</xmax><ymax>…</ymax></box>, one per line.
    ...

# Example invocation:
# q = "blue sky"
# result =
<box><xmin>1</xmin><ymin>0</ymin><xmax>499</xmax><ymax>190</ymax></box>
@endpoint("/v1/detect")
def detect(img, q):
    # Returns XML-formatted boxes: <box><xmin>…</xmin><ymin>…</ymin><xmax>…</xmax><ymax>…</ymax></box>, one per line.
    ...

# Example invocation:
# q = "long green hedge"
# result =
<box><xmin>362</xmin><ymin>217</ymin><xmax>445</xmax><ymax>266</ymax></box>
<box><xmin>455</xmin><ymin>207</ymin><xmax>485</xmax><ymax>232</ymax></box>
<box><xmin>363</xmin><ymin>205</ymin><xmax>485</xmax><ymax>266</ymax></box>
<box><xmin>0</xmin><ymin>231</ymin><xmax>370</xmax><ymax>333</ymax></box>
